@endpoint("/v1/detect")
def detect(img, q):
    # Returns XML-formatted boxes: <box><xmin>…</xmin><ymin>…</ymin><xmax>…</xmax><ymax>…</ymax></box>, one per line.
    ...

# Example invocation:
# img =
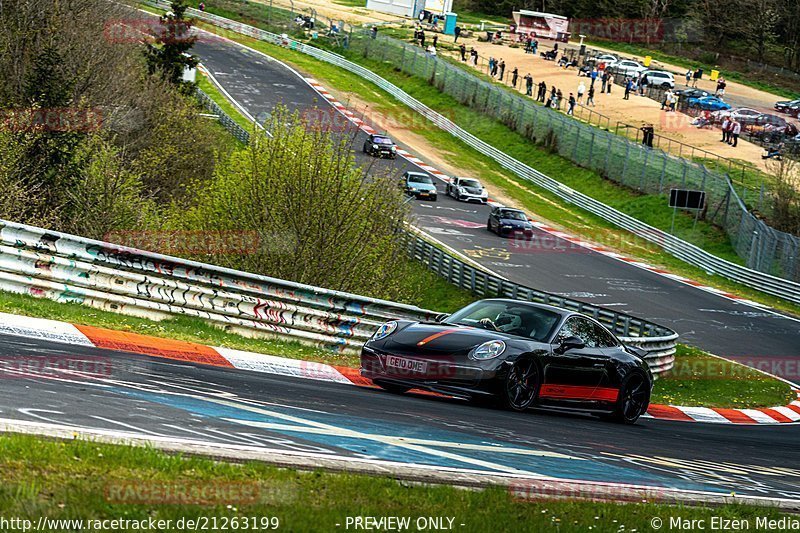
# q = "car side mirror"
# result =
<box><xmin>557</xmin><ymin>336</ymin><xmax>585</xmax><ymax>353</ymax></box>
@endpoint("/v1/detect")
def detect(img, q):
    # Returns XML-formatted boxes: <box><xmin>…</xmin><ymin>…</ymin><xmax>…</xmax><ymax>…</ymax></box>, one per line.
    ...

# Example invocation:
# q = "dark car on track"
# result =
<box><xmin>403</xmin><ymin>171</ymin><xmax>437</xmax><ymax>201</ymax></box>
<box><xmin>674</xmin><ymin>88</ymin><xmax>710</xmax><ymax>99</ymax></box>
<box><xmin>363</xmin><ymin>134</ymin><xmax>397</xmax><ymax>159</ymax></box>
<box><xmin>774</xmin><ymin>98</ymin><xmax>800</xmax><ymax>118</ymax></box>
<box><xmin>361</xmin><ymin>299</ymin><xmax>654</xmax><ymax>424</ymax></box>
<box><xmin>487</xmin><ymin>206</ymin><xmax>534</xmax><ymax>239</ymax></box>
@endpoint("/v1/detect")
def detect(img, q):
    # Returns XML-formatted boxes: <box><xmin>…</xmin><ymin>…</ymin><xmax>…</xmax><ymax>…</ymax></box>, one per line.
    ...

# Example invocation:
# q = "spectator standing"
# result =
<box><xmin>199</xmin><ymin>1</ymin><xmax>205</xmax><ymax>10</ymax></box>
<box><xmin>370</xmin><ymin>26</ymin><xmax>378</xmax><ymax>39</ymax></box>
<box><xmin>538</xmin><ymin>80</ymin><xmax>547</xmax><ymax>102</ymax></box>
<box><xmin>661</xmin><ymin>89</ymin><xmax>671</xmax><ymax>110</ymax></box>
<box><xmin>601</xmin><ymin>71</ymin><xmax>609</xmax><ymax>92</ymax></box>
<box><xmin>567</xmin><ymin>93</ymin><xmax>576</xmax><ymax>115</ymax></box>
<box><xmin>639</xmin><ymin>73</ymin><xmax>648</xmax><ymax>96</ymax></box>
<box><xmin>577</xmin><ymin>81</ymin><xmax>586</xmax><ymax>104</ymax></box>
<box><xmin>715</xmin><ymin>77</ymin><xmax>727</xmax><ymax>97</ymax></box>
<box><xmin>720</xmin><ymin>117</ymin><xmax>731</xmax><ymax>143</ymax></box>
<box><xmin>489</xmin><ymin>57</ymin><xmax>496</xmax><ymax>75</ymax></box>
<box><xmin>729</xmin><ymin>119</ymin><xmax>741</xmax><ymax>147</ymax></box>
<box><xmin>524</xmin><ymin>73</ymin><xmax>533</xmax><ymax>96</ymax></box>
<box><xmin>432</xmin><ymin>34</ymin><xmax>438</xmax><ymax>48</ymax></box>
<box><xmin>624</xmin><ymin>78</ymin><xmax>632</xmax><ymax>100</ymax></box>
<box><xmin>692</xmin><ymin>68</ymin><xmax>702</xmax><ymax>87</ymax></box>
<box><xmin>556</xmin><ymin>88</ymin><xmax>563</xmax><ymax>109</ymax></box>
<box><xmin>454</xmin><ymin>26</ymin><xmax>462</xmax><ymax>42</ymax></box>
<box><xmin>419</xmin><ymin>30</ymin><xmax>426</xmax><ymax>47</ymax></box>
<box><xmin>606</xmin><ymin>72</ymin><xmax>614</xmax><ymax>93</ymax></box>
<box><xmin>587</xmin><ymin>84</ymin><xmax>596</xmax><ymax>106</ymax></box>
<box><xmin>685</xmin><ymin>69</ymin><xmax>692</xmax><ymax>86</ymax></box>
<box><xmin>459</xmin><ymin>44</ymin><xmax>466</xmax><ymax>61</ymax></box>
<box><xmin>590</xmin><ymin>67</ymin><xmax>598</xmax><ymax>87</ymax></box>
<box><xmin>511</xmin><ymin>67</ymin><xmax>519</xmax><ymax>88</ymax></box>
<box><xmin>532</xmin><ymin>39</ymin><xmax>539</xmax><ymax>55</ymax></box>
<box><xmin>470</xmin><ymin>48</ymin><xmax>478</xmax><ymax>66</ymax></box>
<box><xmin>498</xmin><ymin>59</ymin><xmax>506</xmax><ymax>80</ymax></box>
<box><xmin>640</xmin><ymin>124</ymin><xmax>655</xmax><ymax>148</ymax></box>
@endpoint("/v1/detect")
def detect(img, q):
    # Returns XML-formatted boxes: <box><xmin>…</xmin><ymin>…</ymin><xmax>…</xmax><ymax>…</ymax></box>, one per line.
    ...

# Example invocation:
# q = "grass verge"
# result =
<box><xmin>184</xmin><ymin>19</ymin><xmax>800</xmax><ymax>315</ymax></box>
<box><xmin>0</xmin><ymin>433</ymin><xmax>794</xmax><ymax>528</ymax></box>
<box><xmin>0</xmin><ymin>289</ymin><xmax>793</xmax><ymax>408</ymax></box>
<box><xmin>197</xmin><ymin>71</ymin><xmax>256</xmax><ymax>131</ymax></box>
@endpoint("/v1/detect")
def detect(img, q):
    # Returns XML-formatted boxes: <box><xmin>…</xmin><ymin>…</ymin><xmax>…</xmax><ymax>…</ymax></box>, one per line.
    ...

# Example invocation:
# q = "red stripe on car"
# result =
<box><xmin>539</xmin><ymin>384</ymin><xmax>619</xmax><ymax>402</ymax></box>
<box><xmin>416</xmin><ymin>328</ymin><xmax>461</xmax><ymax>346</ymax></box>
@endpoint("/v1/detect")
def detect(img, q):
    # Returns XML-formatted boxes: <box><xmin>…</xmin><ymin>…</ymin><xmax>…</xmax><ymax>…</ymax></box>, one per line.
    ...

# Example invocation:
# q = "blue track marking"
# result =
<box><xmin>116</xmin><ymin>387</ymin><xmax>725</xmax><ymax>493</ymax></box>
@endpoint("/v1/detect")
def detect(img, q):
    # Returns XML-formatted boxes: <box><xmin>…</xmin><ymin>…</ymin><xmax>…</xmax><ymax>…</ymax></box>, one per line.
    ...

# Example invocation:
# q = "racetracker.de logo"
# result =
<box><xmin>105</xmin><ymin>481</ymin><xmax>263</xmax><ymax>505</ymax></box>
<box><xmin>0</xmin><ymin>355</ymin><xmax>112</xmax><ymax>380</ymax></box>
<box><xmin>103</xmin><ymin>230</ymin><xmax>262</xmax><ymax>256</ymax></box>
<box><xmin>299</xmin><ymin>107</ymin><xmax>456</xmax><ymax>134</ymax></box>
<box><xmin>510</xmin><ymin>479</ymin><xmax>674</xmax><ymax>504</ymax></box>
<box><xmin>0</xmin><ymin>108</ymin><xmax>103</xmax><ymax>132</ymax></box>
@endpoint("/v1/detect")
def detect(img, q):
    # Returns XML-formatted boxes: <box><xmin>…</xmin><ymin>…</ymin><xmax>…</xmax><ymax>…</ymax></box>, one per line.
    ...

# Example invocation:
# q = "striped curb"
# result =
<box><xmin>1</xmin><ymin>311</ymin><xmax>796</xmax><ymax>425</ymax></box>
<box><xmin>303</xmin><ymin>77</ymin><xmax>775</xmax><ymax>310</ymax></box>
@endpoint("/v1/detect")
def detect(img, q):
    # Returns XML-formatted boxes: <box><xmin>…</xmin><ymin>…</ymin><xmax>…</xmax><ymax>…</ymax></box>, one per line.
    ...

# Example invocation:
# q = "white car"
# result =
<box><xmin>593</xmin><ymin>54</ymin><xmax>618</xmax><ymax>68</ymax></box>
<box><xmin>446</xmin><ymin>176</ymin><xmax>488</xmax><ymax>203</ymax></box>
<box><xmin>711</xmin><ymin>108</ymin><xmax>764</xmax><ymax>125</ymax></box>
<box><xmin>641</xmin><ymin>70</ymin><xmax>674</xmax><ymax>89</ymax></box>
<box><xmin>614</xmin><ymin>60</ymin><xmax>647</xmax><ymax>77</ymax></box>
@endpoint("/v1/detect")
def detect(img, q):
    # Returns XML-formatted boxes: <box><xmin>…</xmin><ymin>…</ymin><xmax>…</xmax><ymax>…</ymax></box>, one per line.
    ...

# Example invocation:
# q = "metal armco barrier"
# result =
<box><xmin>0</xmin><ymin>219</ymin><xmax>675</xmax><ymax>374</ymax></box>
<box><xmin>145</xmin><ymin>0</ymin><xmax>800</xmax><ymax>303</ymax></box>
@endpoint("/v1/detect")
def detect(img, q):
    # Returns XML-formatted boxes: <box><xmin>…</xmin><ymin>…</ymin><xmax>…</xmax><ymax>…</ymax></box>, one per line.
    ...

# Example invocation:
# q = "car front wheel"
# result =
<box><xmin>501</xmin><ymin>359</ymin><xmax>540</xmax><ymax>412</ymax></box>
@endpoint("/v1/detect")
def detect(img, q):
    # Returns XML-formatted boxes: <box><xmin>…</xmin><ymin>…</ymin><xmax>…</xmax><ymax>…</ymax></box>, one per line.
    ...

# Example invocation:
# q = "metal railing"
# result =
<box><xmin>0</xmin><ymin>217</ymin><xmax>677</xmax><ymax>373</ymax></box>
<box><xmin>154</xmin><ymin>0</ymin><xmax>800</xmax><ymax>302</ymax></box>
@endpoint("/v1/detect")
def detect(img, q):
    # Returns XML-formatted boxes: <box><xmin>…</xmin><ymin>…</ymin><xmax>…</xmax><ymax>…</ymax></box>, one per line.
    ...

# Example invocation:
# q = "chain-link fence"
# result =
<box><xmin>347</xmin><ymin>32</ymin><xmax>800</xmax><ymax>281</ymax></box>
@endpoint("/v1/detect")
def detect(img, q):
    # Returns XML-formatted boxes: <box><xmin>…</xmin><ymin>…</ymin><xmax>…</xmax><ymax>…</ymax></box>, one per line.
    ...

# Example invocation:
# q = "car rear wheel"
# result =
<box><xmin>502</xmin><ymin>359</ymin><xmax>540</xmax><ymax>411</ymax></box>
<box><xmin>374</xmin><ymin>380</ymin><xmax>411</xmax><ymax>394</ymax></box>
<box><xmin>609</xmin><ymin>371</ymin><xmax>650</xmax><ymax>424</ymax></box>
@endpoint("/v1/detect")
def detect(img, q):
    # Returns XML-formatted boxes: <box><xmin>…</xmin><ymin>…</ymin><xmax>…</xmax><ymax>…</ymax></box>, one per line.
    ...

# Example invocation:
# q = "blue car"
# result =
<box><xmin>403</xmin><ymin>171</ymin><xmax>437</xmax><ymax>201</ymax></box>
<box><xmin>687</xmin><ymin>96</ymin><xmax>731</xmax><ymax>111</ymax></box>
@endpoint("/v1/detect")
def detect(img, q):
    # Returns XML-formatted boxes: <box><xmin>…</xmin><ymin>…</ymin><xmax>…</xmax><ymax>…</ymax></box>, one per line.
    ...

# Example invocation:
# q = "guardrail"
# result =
<box><xmin>149</xmin><ymin>0</ymin><xmax>800</xmax><ymax>303</ymax></box>
<box><xmin>0</xmin><ymin>219</ymin><xmax>676</xmax><ymax>374</ymax></box>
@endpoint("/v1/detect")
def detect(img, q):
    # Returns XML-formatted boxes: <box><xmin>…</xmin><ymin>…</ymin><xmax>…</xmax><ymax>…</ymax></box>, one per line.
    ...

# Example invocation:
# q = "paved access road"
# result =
<box><xmin>191</xmin><ymin>34</ymin><xmax>800</xmax><ymax>376</ymax></box>
<box><xmin>2</xmin><ymin>334</ymin><xmax>799</xmax><ymax>500</ymax></box>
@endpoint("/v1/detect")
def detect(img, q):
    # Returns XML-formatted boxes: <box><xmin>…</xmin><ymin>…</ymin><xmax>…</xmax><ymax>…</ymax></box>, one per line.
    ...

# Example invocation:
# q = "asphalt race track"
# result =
<box><xmin>191</xmin><ymin>34</ymin><xmax>800</xmax><ymax>373</ymax></box>
<box><xmin>2</xmin><ymin>334</ymin><xmax>800</xmax><ymax>500</ymax></box>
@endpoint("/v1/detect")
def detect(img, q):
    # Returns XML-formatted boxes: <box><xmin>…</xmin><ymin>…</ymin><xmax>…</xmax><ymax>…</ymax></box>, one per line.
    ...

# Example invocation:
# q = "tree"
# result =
<box><xmin>145</xmin><ymin>0</ymin><xmax>199</xmax><ymax>95</ymax></box>
<box><xmin>182</xmin><ymin>107</ymin><xmax>417</xmax><ymax>299</ymax></box>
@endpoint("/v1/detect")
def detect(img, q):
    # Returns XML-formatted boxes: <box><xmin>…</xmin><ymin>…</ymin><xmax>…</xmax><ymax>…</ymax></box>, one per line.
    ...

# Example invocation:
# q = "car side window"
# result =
<box><xmin>558</xmin><ymin>317</ymin><xmax>610</xmax><ymax>348</ymax></box>
<box><xmin>591</xmin><ymin>321</ymin><xmax>619</xmax><ymax>348</ymax></box>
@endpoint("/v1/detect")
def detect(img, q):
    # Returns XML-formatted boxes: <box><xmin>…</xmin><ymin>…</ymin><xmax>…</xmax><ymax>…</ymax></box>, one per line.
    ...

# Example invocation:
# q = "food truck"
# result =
<box><xmin>512</xmin><ymin>10</ymin><xmax>570</xmax><ymax>42</ymax></box>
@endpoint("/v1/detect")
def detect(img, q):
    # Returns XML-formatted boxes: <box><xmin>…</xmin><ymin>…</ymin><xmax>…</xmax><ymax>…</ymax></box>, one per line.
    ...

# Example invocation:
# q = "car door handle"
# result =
<box><xmin>592</xmin><ymin>363</ymin><xmax>606</xmax><ymax>368</ymax></box>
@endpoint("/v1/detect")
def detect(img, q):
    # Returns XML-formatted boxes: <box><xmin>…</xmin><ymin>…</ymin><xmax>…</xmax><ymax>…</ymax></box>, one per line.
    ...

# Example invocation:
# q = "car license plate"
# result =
<box><xmin>386</xmin><ymin>355</ymin><xmax>427</xmax><ymax>374</ymax></box>
<box><xmin>419</xmin><ymin>192</ymin><xmax>429</xmax><ymax>196</ymax></box>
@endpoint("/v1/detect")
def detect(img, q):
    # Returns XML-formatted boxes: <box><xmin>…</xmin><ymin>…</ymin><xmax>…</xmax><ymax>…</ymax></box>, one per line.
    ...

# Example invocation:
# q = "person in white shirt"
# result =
<box><xmin>729</xmin><ymin>120</ymin><xmax>741</xmax><ymax>147</ymax></box>
<box><xmin>577</xmin><ymin>81</ymin><xmax>586</xmax><ymax>104</ymax></box>
<box><xmin>720</xmin><ymin>118</ymin><xmax>730</xmax><ymax>143</ymax></box>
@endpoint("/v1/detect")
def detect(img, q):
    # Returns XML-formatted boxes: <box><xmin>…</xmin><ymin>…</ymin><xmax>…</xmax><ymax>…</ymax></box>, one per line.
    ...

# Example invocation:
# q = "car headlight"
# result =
<box><xmin>409</xmin><ymin>187</ymin><xmax>418</xmax><ymax>192</ymax></box>
<box><xmin>470</xmin><ymin>340</ymin><xmax>506</xmax><ymax>360</ymax></box>
<box><xmin>391</xmin><ymin>146</ymin><xmax>397</xmax><ymax>152</ymax></box>
<box><xmin>371</xmin><ymin>321</ymin><xmax>397</xmax><ymax>341</ymax></box>
<box><xmin>372</xmin><ymin>144</ymin><xmax>378</xmax><ymax>149</ymax></box>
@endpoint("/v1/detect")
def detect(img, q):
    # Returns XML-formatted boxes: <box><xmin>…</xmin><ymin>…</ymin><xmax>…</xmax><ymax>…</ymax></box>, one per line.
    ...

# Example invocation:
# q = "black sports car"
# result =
<box><xmin>774</xmin><ymin>99</ymin><xmax>800</xmax><ymax>117</ymax></box>
<box><xmin>363</xmin><ymin>134</ymin><xmax>398</xmax><ymax>159</ymax></box>
<box><xmin>361</xmin><ymin>299</ymin><xmax>653</xmax><ymax>424</ymax></box>
<box><xmin>487</xmin><ymin>206</ymin><xmax>534</xmax><ymax>238</ymax></box>
<box><xmin>673</xmin><ymin>88</ymin><xmax>709</xmax><ymax>99</ymax></box>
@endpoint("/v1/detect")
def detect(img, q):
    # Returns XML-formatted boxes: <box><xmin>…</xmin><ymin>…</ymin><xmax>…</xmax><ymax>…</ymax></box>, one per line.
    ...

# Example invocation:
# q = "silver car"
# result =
<box><xmin>446</xmin><ymin>176</ymin><xmax>488</xmax><ymax>203</ymax></box>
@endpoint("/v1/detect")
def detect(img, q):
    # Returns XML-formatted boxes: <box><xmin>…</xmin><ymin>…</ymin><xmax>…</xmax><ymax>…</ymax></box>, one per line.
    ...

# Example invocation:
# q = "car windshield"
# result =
<box><xmin>500</xmin><ymin>210</ymin><xmax>527</xmax><ymax>221</ymax></box>
<box><xmin>373</xmin><ymin>136</ymin><xmax>393</xmax><ymax>145</ymax></box>
<box><xmin>460</xmin><ymin>179</ymin><xmax>481</xmax><ymax>188</ymax></box>
<box><xmin>408</xmin><ymin>174</ymin><xmax>433</xmax><ymax>184</ymax></box>
<box><xmin>446</xmin><ymin>301</ymin><xmax>561</xmax><ymax>342</ymax></box>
